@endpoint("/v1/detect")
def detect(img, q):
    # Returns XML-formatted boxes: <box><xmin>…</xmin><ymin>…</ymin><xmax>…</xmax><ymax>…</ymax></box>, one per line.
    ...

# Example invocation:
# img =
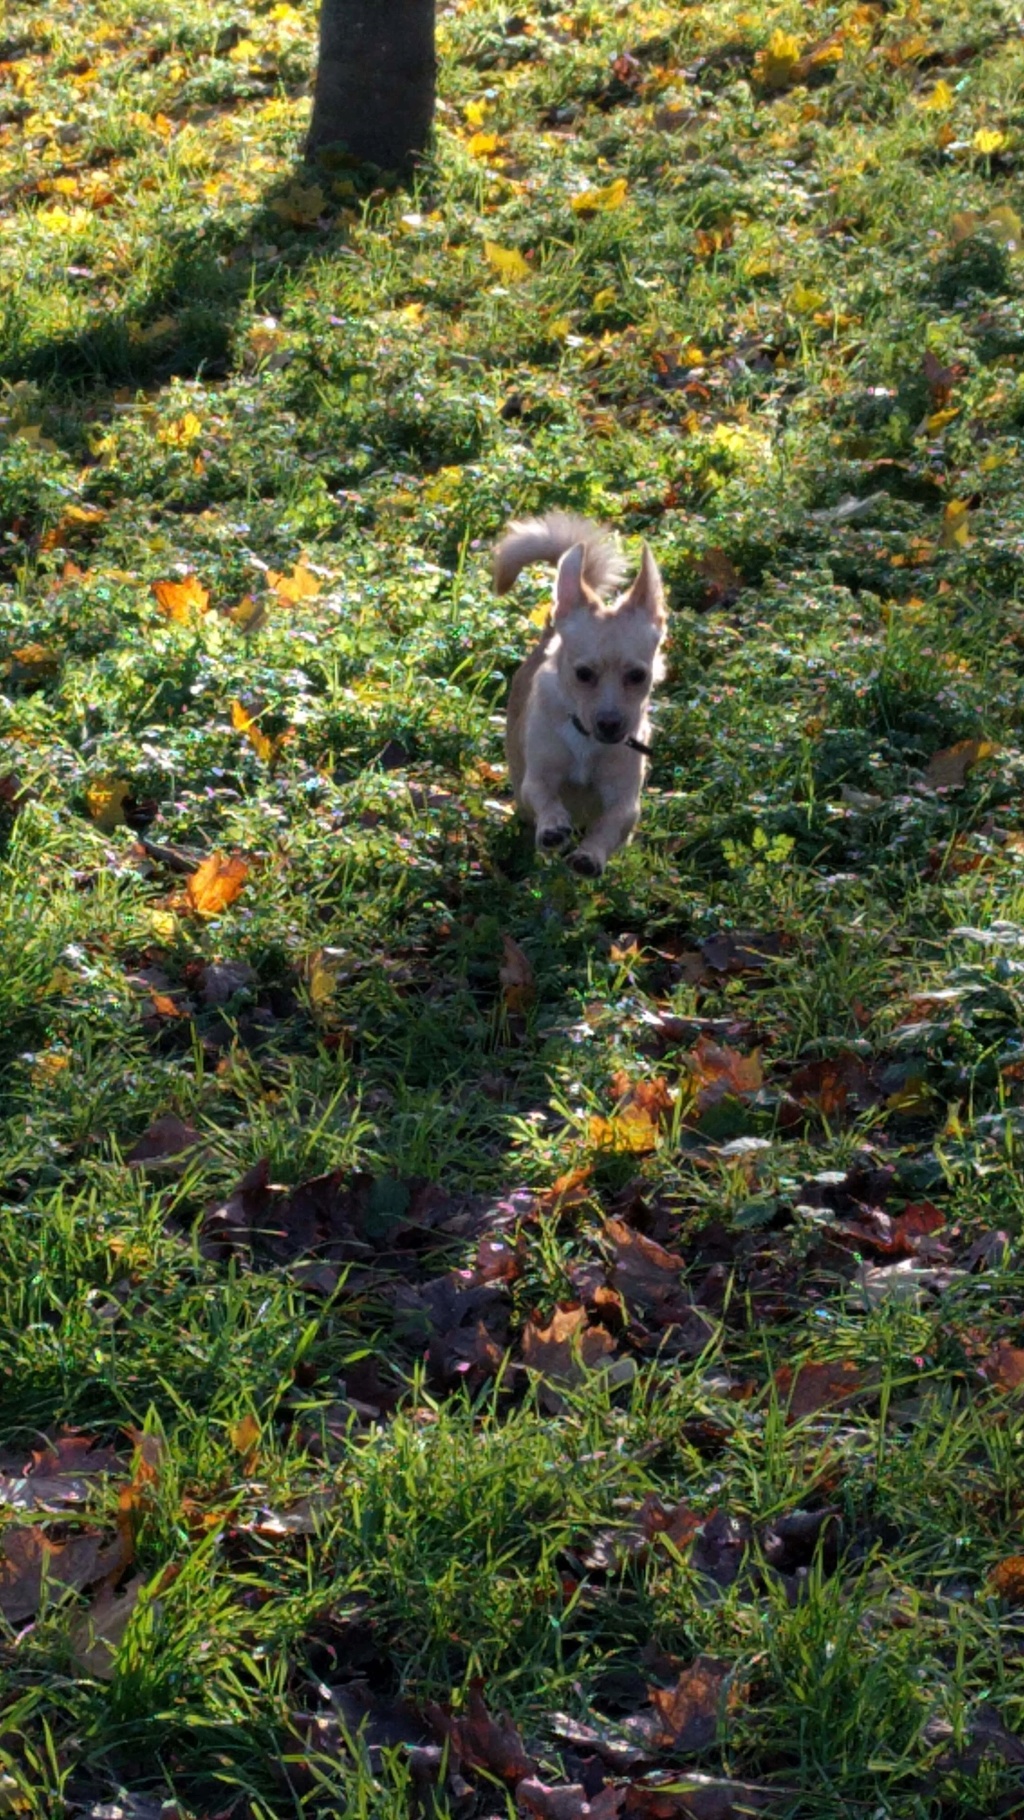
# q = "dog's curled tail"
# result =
<box><xmin>492</xmin><ymin>511</ymin><xmax>626</xmax><ymax>599</ymax></box>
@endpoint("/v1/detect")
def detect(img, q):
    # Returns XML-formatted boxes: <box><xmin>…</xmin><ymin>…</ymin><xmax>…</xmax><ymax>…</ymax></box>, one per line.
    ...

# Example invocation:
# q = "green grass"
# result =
<box><xmin>4</xmin><ymin>0</ymin><xmax>1024</xmax><ymax>1813</ymax></box>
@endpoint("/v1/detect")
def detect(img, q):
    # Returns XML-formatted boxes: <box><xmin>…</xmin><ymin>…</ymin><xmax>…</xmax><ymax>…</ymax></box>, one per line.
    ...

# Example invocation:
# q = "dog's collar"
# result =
<box><xmin>570</xmin><ymin>714</ymin><xmax>652</xmax><ymax>757</ymax></box>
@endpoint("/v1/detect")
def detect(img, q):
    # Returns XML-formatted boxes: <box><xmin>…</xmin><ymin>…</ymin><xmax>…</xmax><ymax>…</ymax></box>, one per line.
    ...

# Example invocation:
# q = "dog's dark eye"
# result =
<box><xmin>575</xmin><ymin>665</ymin><xmax>597</xmax><ymax>684</ymax></box>
<box><xmin>624</xmin><ymin>667</ymin><xmax>647</xmax><ymax>686</ymax></box>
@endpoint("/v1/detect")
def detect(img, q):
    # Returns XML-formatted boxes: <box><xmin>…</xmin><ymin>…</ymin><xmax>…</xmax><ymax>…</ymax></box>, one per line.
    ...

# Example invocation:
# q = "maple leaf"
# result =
<box><xmin>86</xmin><ymin>776</ymin><xmax>131</xmax><ymax>831</ymax></box>
<box><xmin>157</xmin><ymin>410</ymin><xmax>203</xmax><ymax>447</ymax></box>
<box><xmin>627</xmin><ymin>1656</ymin><xmax>731</xmax><ymax>1754</ymax></box>
<box><xmin>426</xmin><ymin>1681</ymin><xmax>535</xmax><ymax>1781</ymax></box>
<box><xmin>185</xmin><ymin>852</ymin><xmax>249</xmax><ymax>915</ymax></box>
<box><xmin>571</xmin><ymin>177</ymin><xmax>628</xmax><ymax>214</ymax></box>
<box><xmin>683</xmin><ymin>1039</ymin><xmax>763</xmax><ymax>1113</ymax></box>
<box><xmin>755</xmin><ymin>28</ymin><xmax>802</xmax><ymax>90</ymax></box>
<box><xmin>0</xmin><ymin>1526</ymin><xmax>127</xmax><ymax>1623</ymax></box>
<box><xmin>270</xmin><ymin>181</ymin><xmax>325</xmax><ymax>225</ymax></box>
<box><xmin>231</xmin><ymin>699</ymin><xmax>280</xmax><ymax>764</ymax></box>
<box><xmin>775</xmin><ymin>1359</ymin><xmax>864</xmax><ymax>1422</ymax></box>
<box><xmin>125</xmin><ymin>1114</ymin><xmax>202</xmax><ymax>1171</ymax></box>
<box><xmin>982</xmin><ymin>1341</ymin><xmax>1024</xmax><ymax>1392</ymax></box>
<box><xmin>521</xmin><ymin>1305</ymin><xmax>617</xmax><ymax>1412</ymax></box>
<box><xmin>266</xmin><ymin>558</ymin><xmax>321</xmax><ymax>604</ymax></box>
<box><xmin>484</xmin><ymin>240</ymin><xmax>532</xmax><ymax>282</ymax></box>
<box><xmin>229</xmin><ymin>1414</ymin><xmax>260</xmax><ymax>1457</ymax></box>
<box><xmin>152</xmin><ymin>574</ymin><xmax>211</xmax><ymax>623</ymax></box>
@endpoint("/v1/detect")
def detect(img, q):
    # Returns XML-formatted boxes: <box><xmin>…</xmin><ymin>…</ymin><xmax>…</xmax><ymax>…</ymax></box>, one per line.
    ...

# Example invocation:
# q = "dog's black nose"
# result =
<box><xmin>595</xmin><ymin>713</ymin><xmax>625</xmax><ymax>743</ymax></box>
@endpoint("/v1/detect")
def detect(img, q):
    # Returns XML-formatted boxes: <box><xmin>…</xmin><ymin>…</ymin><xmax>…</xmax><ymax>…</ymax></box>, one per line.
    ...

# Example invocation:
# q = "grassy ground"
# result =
<box><xmin>3</xmin><ymin>0</ymin><xmax>1024</xmax><ymax>1812</ymax></box>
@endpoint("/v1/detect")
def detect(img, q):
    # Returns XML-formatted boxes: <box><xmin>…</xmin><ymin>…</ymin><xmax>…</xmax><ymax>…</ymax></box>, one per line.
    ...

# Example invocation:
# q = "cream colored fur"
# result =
<box><xmin>497</xmin><ymin>513</ymin><xmax>666</xmax><ymax>877</ymax></box>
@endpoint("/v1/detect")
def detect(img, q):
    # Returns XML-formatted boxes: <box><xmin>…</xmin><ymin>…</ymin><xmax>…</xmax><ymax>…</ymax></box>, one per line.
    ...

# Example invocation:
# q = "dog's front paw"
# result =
<box><xmin>538</xmin><ymin>822</ymin><xmax>573</xmax><ymax>852</ymax></box>
<box><xmin>567</xmin><ymin>848</ymin><xmax>604</xmax><ymax>879</ymax></box>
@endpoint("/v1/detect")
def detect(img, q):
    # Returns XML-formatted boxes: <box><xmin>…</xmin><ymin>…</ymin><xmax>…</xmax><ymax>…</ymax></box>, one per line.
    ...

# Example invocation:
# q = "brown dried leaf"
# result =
<box><xmin>982</xmin><ymin>1340</ymin><xmax>1024</xmax><ymax>1392</ymax></box>
<box><xmin>0</xmin><ymin>1526</ymin><xmax>127</xmax><ymax>1622</ymax></box>
<box><xmin>628</xmin><ymin>1656</ymin><xmax>730</xmax><ymax>1753</ymax></box>
<box><xmin>69</xmin><ymin>1573</ymin><xmax>144</xmax><ymax>1679</ymax></box>
<box><xmin>989</xmin><ymin>1556</ymin><xmax>1024</xmax><ymax>1602</ymax></box>
<box><xmin>125</xmin><ymin>1114</ymin><xmax>201</xmax><ymax>1170</ymax></box>
<box><xmin>924</xmin><ymin>738</ymin><xmax>995</xmax><ymax>789</ymax></box>
<box><xmin>775</xmin><ymin>1359</ymin><xmax>864</xmax><ymax>1422</ymax></box>
<box><xmin>500</xmin><ymin>933</ymin><xmax>536</xmax><ymax>1013</ymax></box>
<box><xmin>605</xmin><ymin>1218</ymin><xmax>682</xmax><ymax>1312</ymax></box>
<box><xmin>518</xmin><ymin>1780</ymin><xmax>625</xmax><ymax>1820</ymax></box>
<box><xmin>426</xmin><ymin>1681</ymin><xmax>535</xmax><ymax>1781</ymax></box>
<box><xmin>684</xmin><ymin>1039</ymin><xmax>763</xmax><ymax>1112</ymax></box>
<box><xmin>522</xmin><ymin>1305</ymin><xmax>617</xmax><ymax>1411</ymax></box>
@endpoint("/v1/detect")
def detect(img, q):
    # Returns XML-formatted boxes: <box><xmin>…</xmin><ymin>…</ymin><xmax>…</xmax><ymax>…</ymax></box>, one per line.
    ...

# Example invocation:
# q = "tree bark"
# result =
<box><xmin>306</xmin><ymin>0</ymin><xmax>437</xmax><ymax>178</ymax></box>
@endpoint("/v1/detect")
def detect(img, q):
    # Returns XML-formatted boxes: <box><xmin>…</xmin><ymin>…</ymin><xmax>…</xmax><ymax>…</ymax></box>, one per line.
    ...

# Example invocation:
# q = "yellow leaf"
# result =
<box><xmin>588</xmin><ymin>1106</ymin><xmax>660</xmax><ymax>1154</ymax></box>
<box><xmin>229</xmin><ymin>1414</ymin><xmax>260</xmax><ymax>1455</ymax></box>
<box><xmin>974</xmin><ymin>128</ymin><xmax>1006</xmax><ymax>155</ymax></box>
<box><xmin>466</xmin><ymin>131</ymin><xmax>502</xmax><ymax>158</ymax></box>
<box><xmin>31</xmin><ymin>1050</ymin><xmax>69</xmax><ymax>1087</ymax></box>
<box><xmin>529</xmin><ymin>601</ymin><xmax>551</xmax><ymax>629</ymax></box>
<box><xmin>226</xmin><ymin>594</ymin><xmax>267</xmax><ymax>633</ymax></box>
<box><xmin>37</xmin><ymin>966</ymin><xmax>78</xmax><ymax>1000</ymax></box>
<box><xmin>940</xmin><ymin>498</ymin><xmax>971</xmax><ymax>550</ymax></box>
<box><xmin>987</xmin><ymin>204</ymin><xmax>1023</xmax><ymax>247</ymax></box>
<box><xmin>185</xmin><ymin>853</ymin><xmax>249</xmax><ymax>916</ymax></box>
<box><xmin>789</xmin><ymin>281</ymin><xmax>827</xmax><ymax>314</ymax></box>
<box><xmin>137</xmin><ymin>315</ymin><xmax>178</xmax><ymax>344</ymax></box>
<box><xmin>86</xmin><ymin>777</ymin><xmax>131</xmax><ymax>831</ymax></box>
<box><xmin>157</xmin><ymin>411</ymin><xmax>203</xmax><ymax>448</ymax></box>
<box><xmin>925</xmin><ymin>407</ymin><xmax>959</xmax><ymax>432</ymax></box>
<box><xmin>152</xmin><ymin>574</ymin><xmax>211</xmax><ymax>623</ymax></box>
<box><xmin>304</xmin><ymin>950</ymin><xmax>341</xmax><ymax>1016</ymax></box>
<box><xmin>266</xmin><ymin>558</ymin><xmax>321</xmax><ymax>605</ymax></box>
<box><xmin>144</xmin><ymin>909</ymin><xmax>179</xmax><ymax>941</ymax></box>
<box><xmin>464</xmin><ymin>99</ymin><xmax>488</xmax><ymax>128</ymax></box>
<box><xmin>153</xmin><ymin>113</ymin><xmax>175</xmax><ymax>138</ymax></box>
<box><xmin>228</xmin><ymin>37</ymin><xmax>259</xmax><ymax>61</ymax></box>
<box><xmin>919</xmin><ymin>79</ymin><xmax>954</xmax><ymax>111</ymax></box>
<box><xmin>592</xmin><ymin>287</ymin><xmax>617</xmax><ymax>310</ymax></box>
<box><xmin>483</xmin><ymin>241</ymin><xmax>532</xmax><ymax>282</ymax></box>
<box><xmin>231</xmin><ymin>699</ymin><xmax>277</xmax><ymax>764</ymax></box>
<box><xmin>571</xmin><ymin>177</ymin><xmax>629</xmax><ymax>214</ymax></box>
<box><xmin>270</xmin><ymin>181</ymin><xmax>325</xmax><ymax>226</ymax></box>
<box><xmin>755</xmin><ymin>28</ymin><xmax>802</xmax><ymax>90</ymax></box>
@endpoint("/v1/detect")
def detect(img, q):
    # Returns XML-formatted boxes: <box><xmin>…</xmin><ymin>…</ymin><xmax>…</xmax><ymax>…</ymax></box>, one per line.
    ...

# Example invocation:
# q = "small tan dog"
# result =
<box><xmin>495</xmin><ymin>511</ymin><xmax>666</xmax><ymax>877</ymax></box>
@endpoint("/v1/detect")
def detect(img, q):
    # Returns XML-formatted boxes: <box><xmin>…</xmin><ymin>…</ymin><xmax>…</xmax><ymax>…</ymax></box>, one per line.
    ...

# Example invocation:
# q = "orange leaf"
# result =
<box><xmin>185</xmin><ymin>853</ymin><xmax>249</xmax><ymax>916</ymax></box>
<box><xmin>266</xmin><ymin>558</ymin><xmax>320</xmax><ymax>605</ymax></box>
<box><xmin>989</xmin><ymin>1556</ymin><xmax>1024</xmax><ymax>1602</ymax></box>
<box><xmin>229</xmin><ymin>1414</ymin><xmax>261</xmax><ymax>1456</ymax></box>
<box><xmin>152</xmin><ymin>574</ymin><xmax>211</xmax><ymax>623</ymax></box>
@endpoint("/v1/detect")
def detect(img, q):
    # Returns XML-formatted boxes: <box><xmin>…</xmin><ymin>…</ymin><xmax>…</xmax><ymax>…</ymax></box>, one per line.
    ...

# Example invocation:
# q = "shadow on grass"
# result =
<box><xmin>0</xmin><ymin>154</ymin><xmax>403</xmax><ymax>400</ymax></box>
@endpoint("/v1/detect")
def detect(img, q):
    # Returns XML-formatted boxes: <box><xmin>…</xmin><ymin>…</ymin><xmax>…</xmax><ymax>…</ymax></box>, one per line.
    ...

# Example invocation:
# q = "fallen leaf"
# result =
<box><xmin>605</xmin><ymin>1219</ymin><xmax>682</xmax><ymax>1313</ymax></box>
<box><xmin>571</xmin><ymin>177</ymin><xmax>628</xmax><ymax>214</ymax></box>
<box><xmin>500</xmin><ymin>934</ymin><xmax>536</xmax><ymax>1013</ymax></box>
<box><xmin>157</xmin><ymin>411</ymin><xmax>203</xmax><ymax>447</ymax></box>
<box><xmin>266</xmin><ymin>557</ymin><xmax>321</xmax><ymax>604</ymax></box>
<box><xmin>923</xmin><ymin>348</ymin><xmax>956</xmax><ymax>407</ymax></box>
<box><xmin>125</xmin><ymin>1113</ymin><xmax>202</xmax><ymax>1170</ymax></box>
<box><xmin>974</xmin><ymin>128</ymin><xmax>1006</xmax><ymax>156</ymax></box>
<box><xmin>755</xmin><ymin>27</ymin><xmax>802</xmax><ymax>90</ymax></box>
<box><xmin>426</xmin><ymin>1681</ymin><xmax>535</xmax><ymax>1781</ymax></box>
<box><xmin>940</xmin><ymin>499</ymin><xmax>971</xmax><ymax>551</ymax></box>
<box><xmin>519</xmin><ymin>1781</ymin><xmax>624</xmax><ymax>1820</ymax></box>
<box><xmin>581</xmin><ymin>1493</ymin><xmax>702</xmax><ymax>1572</ymax></box>
<box><xmin>484</xmin><ymin>240</ymin><xmax>532</xmax><ymax>282</ymax></box>
<box><xmin>4</xmin><ymin>643</ymin><xmax>60</xmax><ymax>684</ymax></box>
<box><xmin>230</xmin><ymin>699</ymin><xmax>282</xmax><ymax>765</ymax></box>
<box><xmin>982</xmin><ymin>1341</ymin><xmax>1024</xmax><ymax>1392</ymax></box>
<box><xmin>627</xmin><ymin>1656</ymin><xmax>731</xmax><ymax>1754</ymax></box>
<box><xmin>69</xmin><ymin>1574</ymin><xmax>144</xmax><ymax>1679</ymax></box>
<box><xmin>152</xmin><ymin>574</ymin><xmax>210</xmax><ymax>623</ymax></box>
<box><xmin>684</xmin><ymin>1039</ymin><xmax>763</xmax><ymax>1114</ymax></box>
<box><xmin>0</xmin><ymin>1526</ymin><xmax>126</xmax><ymax>1622</ymax></box>
<box><xmin>270</xmin><ymin>180</ymin><xmax>325</xmax><ymax>225</ymax></box>
<box><xmin>920</xmin><ymin>79</ymin><xmax>955</xmax><ymax>112</ymax></box>
<box><xmin>0</xmin><ymin>1434</ymin><xmax>123</xmax><ymax>1512</ymax></box>
<box><xmin>775</xmin><ymin>1359</ymin><xmax>864</xmax><ymax>1422</ymax></box>
<box><xmin>924</xmin><ymin>738</ymin><xmax>995</xmax><ymax>789</ymax></box>
<box><xmin>185</xmin><ymin>852</ymin><xmax>249</xmax><ymax>915</ymax></box>
<box><xmin>229</xmin><ymin>1414</ymin><xmax>260</xmax><ymax>1457</ymax></box>
<box><xmin>522</xmin><ymin>1305</ymin><xmax>618</xmax><ymax>1412</ymax></box>
<box><xmin>86</xmin><ymin>777</ymin><xmax>131</xmax><ymax>832</ymax></box>
<box><xmin>623</xmin><ymin>1772</ymin><xmax>779</xmax><ymax>1818</ymax></box>
<box><xmin>989</xmin><ymin>1556</ymin><xmax>1024</xmax><ymax>1602</ymax></box>
<box><xmin>467</xmin><ymin>131</ymin><xmax>503</xmax><ymax>158</ymax></box>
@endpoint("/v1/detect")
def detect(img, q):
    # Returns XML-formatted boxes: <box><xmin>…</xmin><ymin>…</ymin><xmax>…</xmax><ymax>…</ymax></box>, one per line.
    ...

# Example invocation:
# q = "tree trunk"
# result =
<box><xmin>306</xmin><ymin>0</ymin><xmax>437</xmax><ymax>178</ymax></box>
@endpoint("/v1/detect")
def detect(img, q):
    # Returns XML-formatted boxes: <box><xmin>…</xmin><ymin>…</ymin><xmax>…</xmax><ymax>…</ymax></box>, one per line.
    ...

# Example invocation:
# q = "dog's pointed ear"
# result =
<box><xmin>622</xmin><ymin>544</ymin><xmax>666</xmax><ymax>627</ymax></box>
<box><xmin>553</xmin><ymin>541</ymin><xmax>587</xmax><ymax>620</ymax></box>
